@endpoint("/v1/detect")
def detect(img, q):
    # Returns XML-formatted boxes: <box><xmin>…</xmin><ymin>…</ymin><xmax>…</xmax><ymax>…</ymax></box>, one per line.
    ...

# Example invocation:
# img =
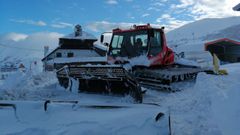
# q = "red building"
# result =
<box><xmin>205</xmin><ymin>38</ymin><xmax>240</xmax><ymax>63</ymax></box>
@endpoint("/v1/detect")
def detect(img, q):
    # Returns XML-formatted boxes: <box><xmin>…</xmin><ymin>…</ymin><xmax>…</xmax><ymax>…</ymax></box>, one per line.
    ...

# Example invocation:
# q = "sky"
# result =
<box><xmin>0</xmin><ymin>0</ymin><xmax>239</xmax><ymax>46</ymax></box>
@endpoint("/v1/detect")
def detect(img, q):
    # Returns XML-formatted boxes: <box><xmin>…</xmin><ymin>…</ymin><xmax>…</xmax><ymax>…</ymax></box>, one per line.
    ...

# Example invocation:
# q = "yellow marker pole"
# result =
<box><xmin>212</xmin><ymin>53</ymin><xmax>228</xmax><ymax>75</ymax></box>
<box><xmin>213</xmin><ymin>53</ymin><xmax>220</xmax><ymax>74</ymax></box>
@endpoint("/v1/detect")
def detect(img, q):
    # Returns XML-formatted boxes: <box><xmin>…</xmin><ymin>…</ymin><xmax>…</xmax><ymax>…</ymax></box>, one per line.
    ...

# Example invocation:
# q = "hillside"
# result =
<box><xmin>0</xmin><ymin>32</ymin><xmax>62</xmax><ymax>70</ymax></box>
<box><xmin>166</xmin><ymin>16</ymin><xmax>240</xmax><ymax>52</ymax></box>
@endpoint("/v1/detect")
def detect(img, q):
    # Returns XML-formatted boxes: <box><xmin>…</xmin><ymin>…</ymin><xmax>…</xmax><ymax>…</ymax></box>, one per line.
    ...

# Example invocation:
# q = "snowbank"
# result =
<box><xmin>0</xmin><ymin>71</ymin><xmax>59</xmax><ymax>100</ymax></box>
<box><xmin>169</xmin><ymin>63</ymin><xmax>240</xmax><ymax>135</ymax></box>
<box><xmin>0</xmin><ymin>101</ymin><xmax>169</xmax><ymax>135</ymax></box>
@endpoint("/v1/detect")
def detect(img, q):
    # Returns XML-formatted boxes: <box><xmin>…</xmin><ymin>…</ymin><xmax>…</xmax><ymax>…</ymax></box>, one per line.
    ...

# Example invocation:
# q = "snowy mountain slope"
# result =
<box><xmin>0</xmin><ymin>32</ymin><xmax>62</xmax><ymax>69</ymax></box>
<box><xmin>167</xmin><ymin>16</ymin><xmax>240</xmax><ymax>41</ymax></box>
<box><xmin>166</xmin><ymin>16</ymin><xmax>240</xmax><ymax>52</ymax></box>
<box><xmin>202</xmin><ymin>24</ymin><xmax>240</xmax><ymax>41</ymax></box>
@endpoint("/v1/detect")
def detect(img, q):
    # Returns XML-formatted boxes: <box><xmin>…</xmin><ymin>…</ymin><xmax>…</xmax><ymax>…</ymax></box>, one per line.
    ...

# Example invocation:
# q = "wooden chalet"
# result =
<box><xmin>42</xmin><ymin>25</ymin><xmax>104</xmax><ymax>71</ymax></box>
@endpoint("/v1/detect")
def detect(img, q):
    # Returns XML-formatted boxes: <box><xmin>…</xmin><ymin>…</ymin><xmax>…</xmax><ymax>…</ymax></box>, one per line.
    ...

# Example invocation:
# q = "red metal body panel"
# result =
<box><xmin>148</xmin><ymin>32</ymin><xmax>174</xmax><ymax>66</ymax></box>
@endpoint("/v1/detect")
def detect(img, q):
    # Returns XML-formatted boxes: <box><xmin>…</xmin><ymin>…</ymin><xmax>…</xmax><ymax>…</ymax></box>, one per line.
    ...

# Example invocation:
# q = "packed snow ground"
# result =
<box><xmin>0</xmin><ymin>63</ymin><xmax>240</xmax><ymax>135</ymax></box>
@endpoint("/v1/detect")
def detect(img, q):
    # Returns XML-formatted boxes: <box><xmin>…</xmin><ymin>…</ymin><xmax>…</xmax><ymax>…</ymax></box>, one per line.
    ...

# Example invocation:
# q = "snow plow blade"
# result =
<box><xmin>44</xmin><ymin>100</ymin><xmax>131</xmax><ymax>111</ymax></box>
<box><xmin>155</xmin><ymin>112</ymin><xmax>172</xmax><ymax>135</ymax></box>
<box><xmin>56</xmin><ymin>64</ymin><xmax>143</xmax><ymax>103</ymax></box>
<box><xmin>44</xmin><ymin>100</ymin><xmax>79</xmax><ymax>111</ymax></box>
<box><xmin>0</xmin><ymin>103</ymin><xmax>19</xmax><ymax>120</ymax></box>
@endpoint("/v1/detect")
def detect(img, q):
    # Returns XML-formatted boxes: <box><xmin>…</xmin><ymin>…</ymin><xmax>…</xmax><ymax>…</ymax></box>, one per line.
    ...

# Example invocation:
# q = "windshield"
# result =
<box><xmin>109</xmin><ymin>30</ymin><xmax>148</xmax><ymax>58</ymax></box>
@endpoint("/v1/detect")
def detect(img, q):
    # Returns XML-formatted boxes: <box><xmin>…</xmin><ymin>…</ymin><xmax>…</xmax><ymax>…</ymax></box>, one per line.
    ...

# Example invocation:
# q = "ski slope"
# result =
<box><xmin>166</xmin><ymin>16</ymin><xmax>240</xmax><ymax>52</ymax></box>
<box><xmin>0</xmin><ymin>63</ymin><xmax>240</xmax><ymax>135</ymax></box>
<box><xmin>167</xmin><ymin>16</ymin><xmax>240</xmax><ymax>42</ymax></box>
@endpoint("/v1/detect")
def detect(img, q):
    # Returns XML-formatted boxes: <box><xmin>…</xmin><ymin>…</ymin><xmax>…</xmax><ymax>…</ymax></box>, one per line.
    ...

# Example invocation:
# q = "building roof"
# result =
<box><xmin>233</xmin><ymin>3</ymin><xmax>240</xmax><ymax>11</ymax></box>
<box><xmin>62</xmin><ymin>31</ymin><xmax>97</xmax><ymax>41</ymax></box>
<box><xmin>41</xmin><ymin>47</ymin><xmax>60</xmax><ymax>61</ymax></box>
<box><xmin>19</xmin><ymin>63</ymin><xmax>25</xmax><ymax>68</ymax></box>
<box><xmin>205</xmin><ymin>38</ymin><xmax>240</xmax><ymax>50</ymax></box>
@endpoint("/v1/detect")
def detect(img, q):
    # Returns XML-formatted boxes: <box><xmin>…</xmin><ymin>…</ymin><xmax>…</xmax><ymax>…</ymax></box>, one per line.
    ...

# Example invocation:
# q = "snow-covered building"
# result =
<box><xmin>0</xmin><ymin>63</ymin><xmax>17</xmax><ymax>72</ymax></box>
<box><xmin>42</xmin><ymin>25</ymin><xmax>104</xmax><ymax>71</ymax></box>
<box><xmin>0</xmin><ymin>62</ymin><xmax>26</xmax><ymax>80</ymax></box>
<box><xmin>233</xmin><ymin>3</ymin><xmax>240</xmax><ymax>11</ymax></box>
<box><xmin>205</xmin><ymin>38</ymin><xmax>240</xmax><ymax>63</ymax></box>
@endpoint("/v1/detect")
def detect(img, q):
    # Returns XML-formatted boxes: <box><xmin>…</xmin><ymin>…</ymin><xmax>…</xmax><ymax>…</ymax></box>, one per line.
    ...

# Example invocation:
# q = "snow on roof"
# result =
<box><xmin>94</xmin><ymin>44</ymin><xmax>107</xmax><ymax>51</ymax></box>
<box><xmin>233</xmin><ymin>3</ymin><xmax>240</xmax><ymax>11</ymax></box>
<box><xmin>62</xmin><ymin>31</ymin><xmax>97</xmax><ymax>40</ymax></box>
<box><xmin>205</xmin><ymin>38</ymin><xmax>240</xmax><ymax>47</ymax></box>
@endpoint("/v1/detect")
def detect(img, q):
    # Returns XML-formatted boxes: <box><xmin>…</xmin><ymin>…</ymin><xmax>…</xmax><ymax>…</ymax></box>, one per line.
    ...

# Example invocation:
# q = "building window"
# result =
<box><xmin>56</xmin><ymin>52</ymin><xmax>62</xmax><ymax>57</ymax></box>
<box><xmin>67</xmin><ymin>52</ymin><xmax>74</xmax><ymax>57</ymax></box>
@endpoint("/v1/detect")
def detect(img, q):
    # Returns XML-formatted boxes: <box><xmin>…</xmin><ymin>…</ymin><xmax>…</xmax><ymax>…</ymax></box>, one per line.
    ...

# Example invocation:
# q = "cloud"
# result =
<box><xmin>142</xmin><ymin>13</ymin><xmax>150</xmax><ymax>17</ymax></box>
<box><xmin>148</xmin><ymin>0</ymin><xmax>165</xmax><ymax>11</ymax></box>
<box><xmin>106</xmin><ymin>0</ymin><xmax>118</xmax><ymax>5</ymax></box>
<box><xmin>0</xmin><ymin>32</ymin><xmax>63</xmax><ymax>50</ymax></box>
<box><xmin>10</xmin><ymin>19</ymin><xmax>47</xmax><ymax>26</ymax></box>
<box><xmin>156</xmin><ymin>14</ymin><xmax>174</xmax><ymax>24</ymax></box>
<box><xmin>156</xmin><ymin>14</ymin><xmax>191</xmax><ymax>31</ymax></box>
<box><xmin>147</xmin><ymin>7</ymin><xmax>161</xmax><ymax>11</ymax></box>
<box><xmin>150</xmin><ymin>0</ymin><xmax>240</xmax><ymax>32</ymax></box>
<box><xmin>86</xmin><ymin>21</ymin><xmax>121</xmax><ymax>32</ymax></box>
<box><xmin>51</xmin><ymin>22</ymin><xmax>74</xmax><ymax>28</ymax></box>
<box><xmin>161</xmin><ymin>14</ymin><xmax>171</xmax><ymax>19</ymax></box>
<box><xmin>0</xmin><ymin>33</ymin><xmax>28</xmax><ymax>42</ymax></box>
<box><xmin>172</xmin><ymin>0</ymin><xmax>240</xmax><ymax>20</ymax></box>
<box><xmin>86</xmin><ymin>21</ymin><xmax>162</xmax><ymax>32</ymax></box>
<box><xmin>153</xmin><ymin>2</ymin><xmax>164</xmax><ymax>7</ymax></box>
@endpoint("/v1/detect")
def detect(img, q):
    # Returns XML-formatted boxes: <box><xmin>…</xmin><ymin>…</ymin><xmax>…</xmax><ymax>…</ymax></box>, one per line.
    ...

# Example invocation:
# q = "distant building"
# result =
<box><xmin>0</xmin><ymin>62</ymin><xmax>17</xmax><ymax>72</ymax></box>
<box><xmin>205</xmin><ymin>38</ymin><xmax>240</xmax><ymax>63</ymax></box>
<box><xmin>42</xmin><ymin>25</ymin><xmax>101</xmax><ymax>71</ymax></box>
<box><xmin>0</xmin><ymin>63</ymin><xmax>25</xmax><ymax>80</ymax></box>
<box><xmin>233</xmin><ymin>3</ymin><xmax>240</xmax><ymax>11</ymax></box>
<box><xmin>18</xmin><ymin>63</ymin><xmax>26</xmax><ymax>72</ymax></box>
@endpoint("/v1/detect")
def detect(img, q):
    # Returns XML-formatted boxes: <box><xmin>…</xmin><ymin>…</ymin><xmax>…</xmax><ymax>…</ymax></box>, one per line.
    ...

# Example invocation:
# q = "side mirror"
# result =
<box><xmin>100</xmin><ymin>35</ymin><xmax>104</xmax><ymax>43</ymax></box>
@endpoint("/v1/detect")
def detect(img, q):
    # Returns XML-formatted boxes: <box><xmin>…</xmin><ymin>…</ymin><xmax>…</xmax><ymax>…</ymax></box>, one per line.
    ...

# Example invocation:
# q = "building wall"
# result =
<box><xmin>43</xmin><ymin>48</ymin><xmax>101</xmax><ymax>71</ymax></box>
<box><xmin>225</xmin><ymin>46</ymin><xmax>240</xmax><ymax>54</ymax></box>
<box><xmin>45</xmin><ymin>49</ymin><xmax>100</xmax><ymax>60</ymax></box>
<box><xmin>206</xmin><ymin>45</ymin><xmax>240</xmax><ymax>63</ymax></box>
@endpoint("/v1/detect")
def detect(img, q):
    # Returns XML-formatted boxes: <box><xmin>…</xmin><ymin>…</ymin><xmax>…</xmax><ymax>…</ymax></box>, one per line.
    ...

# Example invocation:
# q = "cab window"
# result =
<box><xmin>149</xmin><ymin>31</ymin><xmax>162</xmax><ymax>56</ymax></box>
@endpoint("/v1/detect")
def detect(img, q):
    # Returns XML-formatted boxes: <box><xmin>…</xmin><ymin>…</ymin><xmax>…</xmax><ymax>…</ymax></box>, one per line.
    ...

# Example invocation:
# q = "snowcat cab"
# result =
<box><xmin>107</xmin><ymin>24</ymin><xmax>174</xmax><ymax>66</ymax></box>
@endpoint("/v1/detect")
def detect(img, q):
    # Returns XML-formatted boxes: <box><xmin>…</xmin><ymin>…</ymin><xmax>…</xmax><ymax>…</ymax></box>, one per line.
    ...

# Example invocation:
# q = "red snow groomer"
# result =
<box><xmin>57</xmin><ymin>24</ymin><xmax>204</xmax><ymax>103</ymax></box>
